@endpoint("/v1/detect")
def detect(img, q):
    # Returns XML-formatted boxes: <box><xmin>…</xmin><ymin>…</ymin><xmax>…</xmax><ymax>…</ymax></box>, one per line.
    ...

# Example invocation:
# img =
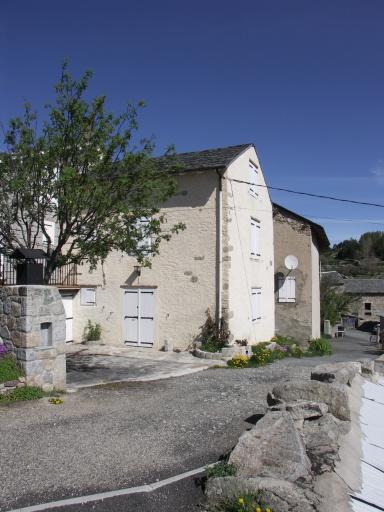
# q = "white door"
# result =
<box><xmin>123</xmin><ymin>288</ymin><xmax>155</xmax><ymax>347</ymax></box>
<box><xmin>61</xmin><ymin>293</ymin><xmax>74</xmax><ymax>343</ymax></box>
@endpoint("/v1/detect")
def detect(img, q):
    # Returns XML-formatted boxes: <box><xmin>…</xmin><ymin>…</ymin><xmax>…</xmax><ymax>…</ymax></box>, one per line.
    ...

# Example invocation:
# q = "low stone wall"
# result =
<box><xmin>0</xmin><ymin>286</ymin><xmax>66</xmax><ymax>390</ymax></box>
<box><xmin>194</xmin><ymin>345</ymin><xmax>250</xmax><ymax>360</ymax></box>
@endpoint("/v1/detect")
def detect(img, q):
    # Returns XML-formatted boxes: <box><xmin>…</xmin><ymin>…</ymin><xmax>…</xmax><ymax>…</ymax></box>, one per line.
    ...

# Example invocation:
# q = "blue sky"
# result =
<box><xmin>2</xmin><ymin>0</ymin><xmax>384</xmax><ymax>245</ymax></box>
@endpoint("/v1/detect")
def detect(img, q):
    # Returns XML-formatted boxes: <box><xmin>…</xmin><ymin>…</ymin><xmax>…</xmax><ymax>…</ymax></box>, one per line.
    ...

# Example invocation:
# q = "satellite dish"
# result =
<box><xmin>285</xmin><ymin>255</ymin><xmax>298</xmax><ymax>270</ymax></box>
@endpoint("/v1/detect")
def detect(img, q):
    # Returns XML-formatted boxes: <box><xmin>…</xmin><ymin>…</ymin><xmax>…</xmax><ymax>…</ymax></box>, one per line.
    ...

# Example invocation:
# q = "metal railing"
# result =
<box><xmin>0</xmin><ymin>254</ymin><xmax>78</xmax><ymax>287</ymax></box>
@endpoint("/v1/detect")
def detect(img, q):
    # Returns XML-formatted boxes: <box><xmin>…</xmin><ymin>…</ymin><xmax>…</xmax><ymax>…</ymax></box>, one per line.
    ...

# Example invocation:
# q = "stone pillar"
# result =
<box><xmin>0</xmin><ymin>286</ymin><xmax>66</xmax><ymax>390</ymax></box>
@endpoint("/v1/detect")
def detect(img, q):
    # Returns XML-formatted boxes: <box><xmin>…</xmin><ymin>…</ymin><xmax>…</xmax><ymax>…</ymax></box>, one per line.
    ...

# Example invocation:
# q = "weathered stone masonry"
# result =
<box><xmin>0</xmin><ymin>286</ymin><xmax>66</xmax><ymax>390</ymax></box>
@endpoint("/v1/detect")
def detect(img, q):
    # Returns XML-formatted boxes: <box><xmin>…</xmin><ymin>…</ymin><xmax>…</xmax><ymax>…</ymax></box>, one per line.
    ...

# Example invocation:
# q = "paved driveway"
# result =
<box><xmin>65</xmin><ymin>344</ymin><xmax>220</xmax><ymax>390</ymax></box>
<box><xmin>0</xmin><ymin>331</ymin><xmax>381</xmax><ymax>512</ymax></box>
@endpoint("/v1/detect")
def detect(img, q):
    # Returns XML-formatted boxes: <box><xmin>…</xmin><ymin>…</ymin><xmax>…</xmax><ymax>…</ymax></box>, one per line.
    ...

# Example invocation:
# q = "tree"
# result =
<box><xmin>0</xmin><ymin>63</ymin><xmax>184</xmax><ymax>283</ymax></box>
<box><xmin>334</xmin><ymin>238</ymin><xmax>361</xmax><ymax>260</ymax></box>
<box><xmin>320</xmin><ymin>278</ymin><xmax>357</xmax><ymax>326</ymax></box>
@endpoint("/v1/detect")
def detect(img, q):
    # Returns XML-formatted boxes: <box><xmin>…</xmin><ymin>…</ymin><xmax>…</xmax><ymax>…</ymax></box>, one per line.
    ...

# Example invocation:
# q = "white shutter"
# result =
<box><xmin>43</xmin><ymin>221</ymin><xmax>55</xmax><ymax>245</ymax></box>
<box><xmin>250</xmin><ymin>219</ymin><xmax>261</xmax><ymax>257</ymax></box>
<box><xmin>139</xmin><ymin>290</ymin><xmax>155</xmax><ymax>346</ymax></box>
<box><xmin>249</xmin><ymin>162</ymin><xmax>258</xmax><ymax>197</ymax></box>
<box><xmin>278</xmin><ymin>276</ymin><xmax>295</xmax><ymax>303</ymax></box>
<box><xmin>137</xmin><ymin>218</ymin><xmax>151</xmax><ymax>253</ymax></box>
<box><xmin>251</xmin><ymin>287</ymin><xmax>262</xmax><ymax>321</ymax></box>
<box><xmin>80</xmin><ymin>287</ymin><xmax>96</xmax><ymax>306</ymax></box>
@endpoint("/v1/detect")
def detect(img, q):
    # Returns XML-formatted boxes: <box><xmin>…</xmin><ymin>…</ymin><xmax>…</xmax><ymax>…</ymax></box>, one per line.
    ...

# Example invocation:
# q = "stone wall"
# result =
<box><xmin>273</xmin><ymin>210</ymin><xmax>315</xmax><ymax>343</ymax></box>
<box><xmin>0</xmin><ymin>286</ymin><xmax>66</xmax><ymax>390</ymax></box>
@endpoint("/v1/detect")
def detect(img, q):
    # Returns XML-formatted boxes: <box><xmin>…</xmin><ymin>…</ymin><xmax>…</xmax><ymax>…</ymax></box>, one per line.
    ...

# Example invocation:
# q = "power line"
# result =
<box><xmin>226</xmin><ymin>177</ymin><xmax>384</xmax><ymax>209</ymax></box>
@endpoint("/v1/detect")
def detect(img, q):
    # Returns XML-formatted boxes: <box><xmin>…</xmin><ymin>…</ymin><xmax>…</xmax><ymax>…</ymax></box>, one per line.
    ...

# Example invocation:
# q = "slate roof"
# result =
<box><xmin>155</xmin><ymin>143</ymin><xmax>253</xmax><ymax>172</ymax></box>
<box><xmin>273</xmin><ymin>203</ymin><xmax>330</xmax><ymax>251</ymax></box>
<box><xmin>344</xmin><ymin>279</ymin><xmax>384</xmax><ymax>294</ymax></box>
<box><xmin>321</xmin><ymin>271</ymin><xmax>346</xmax><ymax>286</ymax></box>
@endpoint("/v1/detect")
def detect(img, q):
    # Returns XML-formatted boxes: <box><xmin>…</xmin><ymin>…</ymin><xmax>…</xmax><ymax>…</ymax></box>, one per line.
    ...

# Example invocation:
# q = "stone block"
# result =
<box><xmin>229</xmin><ymin>411</ymin><xmax>311</xmax><ymax>482</ymax></box>
<box><xmin>11</xmin><ymin>301</ymin><xmax>22</xmax><ymax>317</ymax></box>
<box><xmin>272</xmin><ymin>380</ymin><xmax>350</xmax><ymax>421</ymax></box>
<box><xmin>36</xmin><ymin>348</ymin><xmax>57</xmax><ymax>360</ymax></box>
<box><xmin>286</xmin><ymin>401</ymin><xmax>328</xmax><ymax>421</ymax></box>
<box><xmin>311</xmin><ymin>362</ymin><xmax>361</xmax><ymax>386</ymax></box>
<box><xmin>16</xmin><ymin>347</ymin><xmax>36</xmax><ymax>361</ymax></box>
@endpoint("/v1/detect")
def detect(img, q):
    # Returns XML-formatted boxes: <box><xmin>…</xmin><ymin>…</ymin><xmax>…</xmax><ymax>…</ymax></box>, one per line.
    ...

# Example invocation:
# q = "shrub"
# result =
<box><xmin>83</xmin><ymin>320</ymin><xmax>102</xmax><ymax>342</ymax></box>
<box><xmin>308</xmin><ymin>337</ymin><xmax>333</xmax><ymax>355</ymax></box>
<box><xmin>206</xmin><ymin>461</ymin><xmax>237</xmax><ymax>479</ymax></box>
<box><xmin>227</xmin><ymin>354</ymin><xmax>249</xmax><ymax>368</ymax></box>
<box><xmin>206</xmin><ymin>493</ymin><xmax>272</xmax><ymax>512</ymax></box>
<box><xmin>274</xmin><ymin>335</ymin><xmax>297</xmax><ymax>346</ymax></box>
<box><xmin>0</xmin><ymin>354</ymin><xmax>23</xmax><ymax>383</ymax></box>
<box><xmin>289</xmin><ymin>345</ymin><xmax>304</xmax><ymax>358</ymax></box>
<box><xmin>250</xmin><ymin>345</ymin><xmax>274</xmax><ymax>366</ymax></box>
<box><xmin>199</xmin><ymin>309</ymin><xmax>231</xmax><ymax>352</ymax></box>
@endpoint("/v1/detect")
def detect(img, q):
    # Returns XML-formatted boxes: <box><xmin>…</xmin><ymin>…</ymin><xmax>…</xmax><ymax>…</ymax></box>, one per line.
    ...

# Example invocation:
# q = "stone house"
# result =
<box><xmin>1</xmin><ymin>143</ymin><xmax>276</xmax><ymax>350</ymax></box>
<box><xmin>342</xmin><ymin>279</ymin><xmax>384</xmax><ymax>325</ymax></box>
<box><xmin>273</xmin><ymin>203</ymin><xmax>329</xmax><ymax>343</ymax></box>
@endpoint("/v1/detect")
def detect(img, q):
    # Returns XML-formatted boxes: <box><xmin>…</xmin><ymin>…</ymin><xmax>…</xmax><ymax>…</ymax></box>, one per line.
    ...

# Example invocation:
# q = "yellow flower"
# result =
<box><xmin>238</xmin><ymin>497</ymin><xmax>245</xmax><ymax>505</ymax></box>
<box><xmin>265</xmin><ymin>508</ymin><xmax>271</xmax><ymax>512</ymax></box>
<box><xmin>255</xmin><ymin>508</ymin><xmax>262</xmax><ymax>512</ymax></box>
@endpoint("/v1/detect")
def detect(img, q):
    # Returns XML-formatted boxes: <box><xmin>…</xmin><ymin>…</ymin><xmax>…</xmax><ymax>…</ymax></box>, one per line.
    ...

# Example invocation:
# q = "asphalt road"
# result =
<box><xmin>0</xmin><ymin>332</ymin><xmax>381</xmax><ymax>512</ymax></box>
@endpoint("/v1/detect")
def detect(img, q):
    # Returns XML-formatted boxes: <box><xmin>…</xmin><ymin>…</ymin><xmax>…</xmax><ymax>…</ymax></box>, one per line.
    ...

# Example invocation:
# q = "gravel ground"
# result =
<box><xmin>0</xmin><ymin>364</ymin><xmax>312</xmax><ymax>511</ymax></box>
<box><xmin>0</xmin><ymin>332</ymin><xmax>380</xmax><ymax>512</ymax></box>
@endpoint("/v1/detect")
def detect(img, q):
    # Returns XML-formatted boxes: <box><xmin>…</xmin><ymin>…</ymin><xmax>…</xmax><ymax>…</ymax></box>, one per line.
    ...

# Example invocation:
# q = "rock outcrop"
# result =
<box><xmin>229</xmin><ymin>411</ymin><xmax>311</xmax><ymax>482</ymax></box>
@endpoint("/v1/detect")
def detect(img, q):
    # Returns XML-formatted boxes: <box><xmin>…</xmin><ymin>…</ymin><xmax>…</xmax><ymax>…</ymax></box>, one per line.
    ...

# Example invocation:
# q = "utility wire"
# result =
<box><xmin>225</xmin><ymin>177</ymin><xmax>384</xmax><ymax>209</ymax></box>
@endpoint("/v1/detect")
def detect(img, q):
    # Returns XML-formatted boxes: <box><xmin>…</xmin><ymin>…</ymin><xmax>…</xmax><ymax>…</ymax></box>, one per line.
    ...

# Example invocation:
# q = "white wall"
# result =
<box><xmin>311</xmin><ymin>239</ymin><xmax>321</xmax><ymax>338</ymax></box>
<box><xmin>224</xmin><ymin>146</ymin><xmax>275</xmax><ymax>343</ymax></box>
<box><xmin>71</xmin><ymin>171</ymin><xmax>219</xmax><ymax>349</ymax></box>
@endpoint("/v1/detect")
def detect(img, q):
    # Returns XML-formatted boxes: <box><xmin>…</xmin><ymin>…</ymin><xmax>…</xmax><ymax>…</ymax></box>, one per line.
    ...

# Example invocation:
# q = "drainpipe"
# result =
<box><xmin>216</xmin><ymin>168</ymin><xmax>223</xmax><ymax>325</ymax></box>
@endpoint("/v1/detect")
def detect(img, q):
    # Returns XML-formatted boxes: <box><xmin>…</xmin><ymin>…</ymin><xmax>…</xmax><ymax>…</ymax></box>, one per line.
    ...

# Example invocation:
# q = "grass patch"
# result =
<box><xmin>0</xmin><ymin>386</ymin><xmax>65</xmax><ymax>404</ymax></box>
<box><xmin>206</xmin><ymin>461</ymin><xmax>237</xmax><ymax>479</ymax></box>
<box><xmin>0</xmin><ymin>354</ymin><xmax>23</xmax><ymax>383</ymax></box>
<box><xmin>0</xmin><ymin>386</ymin><xmax>45</xmax><ymax>403</ymax></box>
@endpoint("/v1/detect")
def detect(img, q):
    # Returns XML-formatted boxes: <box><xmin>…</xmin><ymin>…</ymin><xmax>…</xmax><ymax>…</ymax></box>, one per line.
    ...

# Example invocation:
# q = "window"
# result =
<box><xmin>251</xmin><ymin>287</ymin><xmax>262</xmax><ymax>321</ymax></box>
<box><xmin>278</xmin><ymin>275</ymin><xmax>296</xmax><ymax>302</ymax></box>
<box><xmin>364</xmin><ymin>302</ymin><xmax>372</xmax><ymax>316</ymax></box>
<box><xmin>42</xmin><ymin>221</ymin><xmax>55</xmax><ymax>245</ymax></box>
<box><xmin>249</xmin><ymin>161</ymin><xmax>258</xmax><ymax>197</ymax></box>
<box><xmin>129</xmin><ymin>217</ymin><xmax>151</xmax><ymax>255</ymax></box>
<box><xmin>80</xmin><ymin>287</ymin><xmax>96</xmax><ymax>306</ymax></box>
<box><xmin>250</xmin><ymin>218</ymin><xmax>261</xmax><ymax>258</ymax></box>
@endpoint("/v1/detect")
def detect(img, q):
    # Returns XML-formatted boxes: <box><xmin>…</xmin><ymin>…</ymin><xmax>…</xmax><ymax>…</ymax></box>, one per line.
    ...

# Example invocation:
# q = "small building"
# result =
<box><xmin>343</xmin><ymin>279</ymin><xmax>384</xmax><ymax>324</ymax></box>
<box><xmin>273</xmin><ymin>203</ymin><xmax>329</xmax><ymax>343</ymax></box>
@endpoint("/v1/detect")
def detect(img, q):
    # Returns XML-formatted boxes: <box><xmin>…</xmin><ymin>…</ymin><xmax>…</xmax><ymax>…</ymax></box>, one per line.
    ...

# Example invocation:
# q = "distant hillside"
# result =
<box><xmin>321</xmin><ymin>231</ymin><xmax>384</xmax><ymax>278</ymax></box>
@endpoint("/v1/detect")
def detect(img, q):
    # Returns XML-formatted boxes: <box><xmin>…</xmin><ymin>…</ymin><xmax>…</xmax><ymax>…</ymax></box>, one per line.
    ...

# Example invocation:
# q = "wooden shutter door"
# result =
<box><xmin>124</xmin><ymin>290</ymin><xmax>139</xmax><ymax>345</ymax></box>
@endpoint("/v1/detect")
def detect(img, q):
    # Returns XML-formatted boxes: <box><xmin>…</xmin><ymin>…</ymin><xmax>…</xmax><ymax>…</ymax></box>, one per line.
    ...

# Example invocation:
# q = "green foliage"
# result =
<box><xmin>227</xmin><ymin>355</ymin><xmax>249</xmax><ymax>368</ymax></box>
<box><xmin>289</xmin><ymin>345</ymin><xmax>304</xmax><ymax>358</ymax></box>
<box><xmin>0</xmin><ymin>354</ymin><xmax>23</xmax><ymax>383</ymax></box>
<box><xmin>200</xmin><ymin>309</ymin><xmax>230</xmax><ymax>352</ymax></box>
<box><xmin>83</xmin><ymin>320</ymin><xmax>102</xmax><ymax>342</ymax></box>
<box><xmin>321</xmin><ymin>279</ymin><xmax>357</xmax><ymax>326</ymax></box>
<box><xmin>334</xmin><ymin>238</ymin><xmax>361</xmax><ymax>260</ymax></box>
<box><xmin>0</xmin><ymin>386</ymin><xmax>45</xmax><ymax>403</ymax></box>
<box><xmin>250</xmin><ymin>345</ymin><xmax>275</xmax><ymax>366</ymax></box>
<box><xmin>321</xmin><ymin>230</ymin><xmax>384</xmax><ymax>277</ymax></box>
<box><xmin>206</xmin><ymin>493</ymin><xmax>272</xmax><ymax>512</ymax></box>
<box><xmin>308</xmin><ymin>337</ymin><xmax>333</xmax><ymax>355</ymax></box>
<box><xmin>206</xmin><ymin>461</ymin><xmax>237</xmax><ymax>479</ymax></box>
<box><xmin>274</xmin><ymin>335</ymin><xmax>297</xmax><ymax>346</ymax></box>
<box><xmin>0</xmin><ymin>61</ymin><xmax>184</xmax><ymax>282</ymax></box>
